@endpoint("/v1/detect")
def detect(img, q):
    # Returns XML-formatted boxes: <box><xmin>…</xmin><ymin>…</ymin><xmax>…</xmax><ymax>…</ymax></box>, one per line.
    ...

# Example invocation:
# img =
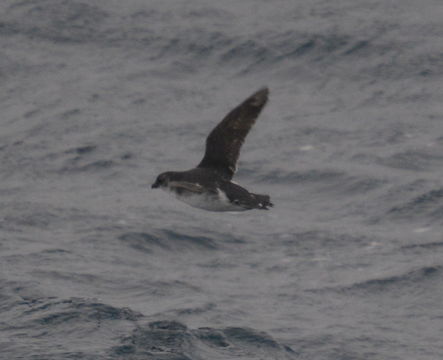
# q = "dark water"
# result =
<box><xmin>1</xmin><ymin>0</ymin><xmax>443</xmax><ymax>359</ymax></box>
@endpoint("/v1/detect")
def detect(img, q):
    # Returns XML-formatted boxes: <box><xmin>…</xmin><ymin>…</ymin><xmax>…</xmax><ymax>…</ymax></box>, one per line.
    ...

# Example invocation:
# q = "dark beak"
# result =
<box><xmin>151</xmin><ymin>181</ymin><xmax>159</xmax><ymax>189</ymax></box>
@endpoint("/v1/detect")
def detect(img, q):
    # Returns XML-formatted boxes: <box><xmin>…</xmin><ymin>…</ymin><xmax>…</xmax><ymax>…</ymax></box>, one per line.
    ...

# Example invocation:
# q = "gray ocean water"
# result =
<box><xmin>1</xmin><ymin>1</ymin><xmax>443</xmax><ymax>359</ymax></box>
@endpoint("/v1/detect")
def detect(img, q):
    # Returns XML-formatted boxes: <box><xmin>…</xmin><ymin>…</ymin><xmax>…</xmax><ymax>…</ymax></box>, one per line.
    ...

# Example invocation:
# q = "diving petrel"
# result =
<box><xmin>151</xmin><ymin>87</ymin><xmax>273</xmax><ymax>211</ymax></box>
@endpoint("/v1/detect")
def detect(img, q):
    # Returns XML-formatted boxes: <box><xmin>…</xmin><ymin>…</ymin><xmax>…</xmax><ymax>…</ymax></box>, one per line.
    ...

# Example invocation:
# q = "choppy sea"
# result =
<box><xmin>1</xmin><ymin>1</ymin><xmax>442</xmax><ymax>359</ymax></box>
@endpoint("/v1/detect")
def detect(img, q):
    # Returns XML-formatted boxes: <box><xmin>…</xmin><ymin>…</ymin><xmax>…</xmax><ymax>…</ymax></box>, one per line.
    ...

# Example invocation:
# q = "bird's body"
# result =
<box><xmin>158</xmin><ymin>168</ymin><xmax>272</xmax><ymax>211</ymax></box>
<box><xmin>152</xmin><ymin>88</ymin><xmax>273</xmax><ymax>212</ymax></box>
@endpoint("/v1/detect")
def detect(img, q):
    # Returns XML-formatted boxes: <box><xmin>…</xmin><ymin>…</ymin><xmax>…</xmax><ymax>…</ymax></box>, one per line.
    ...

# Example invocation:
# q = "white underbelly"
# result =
<box><xmin>173</xmin><ymin>189</ymin><xmax>245</xmax><ymax>212</ymax></box>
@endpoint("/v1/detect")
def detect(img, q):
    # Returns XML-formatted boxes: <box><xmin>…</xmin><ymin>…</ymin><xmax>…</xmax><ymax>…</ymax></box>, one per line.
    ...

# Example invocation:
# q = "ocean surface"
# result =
<box><xmin>1</xmin><ymin>0</ymin><xmax>442</xmax><ymax>359</ymax></box>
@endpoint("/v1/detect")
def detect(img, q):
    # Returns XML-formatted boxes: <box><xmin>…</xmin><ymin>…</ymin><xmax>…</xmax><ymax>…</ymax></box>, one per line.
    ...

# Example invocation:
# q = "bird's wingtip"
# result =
<box><xmin>250</xmin><ymin>86</ymin><xmax>269</xmax><ymax>106</ymax></box>
<box><xmin>256</xmin><ymin>86</ymin><xmax>269</xmax><ymax>94</ymax></box>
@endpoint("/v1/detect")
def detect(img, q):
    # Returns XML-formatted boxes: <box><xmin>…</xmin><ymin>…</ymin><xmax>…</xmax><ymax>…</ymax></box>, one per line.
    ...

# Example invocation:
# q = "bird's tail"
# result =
<box><xmin>251</xmin><ymin>193</ymin><xmax>274</xmax><ymax>210</ymax></box>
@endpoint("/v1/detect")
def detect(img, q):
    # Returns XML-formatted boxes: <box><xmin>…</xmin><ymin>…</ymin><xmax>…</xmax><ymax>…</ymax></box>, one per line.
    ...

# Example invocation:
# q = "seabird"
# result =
<box><xmin>152</xmin><ymin>87</ymin><xmax>273</xmax><ymax>212</ymax></box>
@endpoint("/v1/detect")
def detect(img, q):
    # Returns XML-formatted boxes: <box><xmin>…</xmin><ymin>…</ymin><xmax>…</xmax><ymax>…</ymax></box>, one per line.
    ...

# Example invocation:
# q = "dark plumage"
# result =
<box><xmin>152</xmin><ymin>87</ymin><xmax>273</xmax><ymax>212</ymax></box>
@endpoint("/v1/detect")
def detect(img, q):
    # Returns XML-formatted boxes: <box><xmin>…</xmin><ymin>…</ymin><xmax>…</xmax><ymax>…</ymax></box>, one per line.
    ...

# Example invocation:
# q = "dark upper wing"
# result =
<box><xmin>197</xmin><ymin>87</ymin><xmax>269</xmax><ymax>179</ymax></box>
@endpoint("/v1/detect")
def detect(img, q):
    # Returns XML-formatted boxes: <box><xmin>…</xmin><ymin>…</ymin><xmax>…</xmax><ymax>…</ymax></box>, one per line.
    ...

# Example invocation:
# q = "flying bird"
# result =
<box><xmin>152</xmin><ymin>87</ymin><xmax>273</xmax><ymax>212</ymax></box>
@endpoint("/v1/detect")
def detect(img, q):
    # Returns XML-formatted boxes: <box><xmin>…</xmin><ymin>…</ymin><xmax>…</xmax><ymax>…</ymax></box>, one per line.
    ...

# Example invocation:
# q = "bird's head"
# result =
<box><xmin>151</xmin><ymin>172</ymin><xmax>174</xmax><ymax>189</ymax></box>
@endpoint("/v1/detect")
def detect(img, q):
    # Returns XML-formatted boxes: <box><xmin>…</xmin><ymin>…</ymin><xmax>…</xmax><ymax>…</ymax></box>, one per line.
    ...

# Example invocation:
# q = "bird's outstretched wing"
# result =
<box><xmin>197</xmin><ymin>87</ymin><xmax>269</xmax><ymax>179</ymax></box>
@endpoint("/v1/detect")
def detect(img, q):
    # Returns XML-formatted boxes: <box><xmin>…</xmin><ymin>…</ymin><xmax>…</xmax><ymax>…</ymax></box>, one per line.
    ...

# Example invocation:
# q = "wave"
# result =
<box><xmin>118</xmin><ymin>226</ymin><xmax>247</xmax><ymax>253</ymax></box>
<box><xmin>1</xmin><ymin>0</ymin><xmax>108</xmax><ymax>44</ymax></box>
<box><xmin>36</xmin><ymin>299</ymin><xmax>142</xmax><ymax>324</ymax></box>
<box><xmin>258</xmin><ymin>167</ymin><xmax>385</xmax><ymax>198</ymax></box>
<box><xmin>386</xmin><ymin>187</ymin><xmax>443</xmax><ymax>223</ymax></box>
<box><xmin>401</xmin><ymin>241</ymin><xmax>443</xmax><ymax>251</ymax></box>
<box><xmin>111</xmin><ymin>320</ymin><xmax>296</xmax><ymax>360</ymax></box>
<box><xmin>1</xmin><ymin>293</ymin><xmax>142</xmax><ymax>359</ymax></box>
<box><xmin>118</xmin><ymin>229</ymin><xmax>223</xmax><ymax>253</ymax></box>
<box><xmin>0</xmin><ymin>202</ymin><xmax>65</xmax><ymax>230</ymax></box>
<box><xmin>3</xmin><ymin>289</ymin><xmax>295</xmax><ymax>359</ymax></box>
<box><xmin>0</xmin><ymin>202</ymin><xmax>99</xmax><ymax>231</ymax></box>
<box><xmin>378</xmin><ymin>150</ymin><xmax>443</xmax><ymax>172</ymax></box>
<box><xmin>311</xmin><ymin>265</ymin><xmax>442</xmax><ymax>295</ymax></box>
<box><xmin>2</xmin><ymin>0</ymin><xmax>439</xmax><ymax>82</ymax></box>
